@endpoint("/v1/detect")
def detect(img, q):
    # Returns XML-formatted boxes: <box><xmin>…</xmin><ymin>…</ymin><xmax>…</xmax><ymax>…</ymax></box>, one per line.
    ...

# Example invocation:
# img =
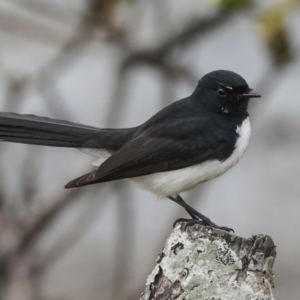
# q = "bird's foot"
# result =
<box><xmin>173</xmin><ymin>217</ymin><xmax>234</xmax><ymax>233</ymax></box>
<box><xmin>168</xmin><ymin>195</ymin><xmax>234</xmax><ymax>233</ymax></box>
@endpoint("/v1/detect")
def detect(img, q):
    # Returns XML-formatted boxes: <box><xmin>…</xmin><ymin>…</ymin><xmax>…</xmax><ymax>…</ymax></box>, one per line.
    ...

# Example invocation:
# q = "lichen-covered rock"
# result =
<box><xmin>141</xmin><ymin>222</ymin><xmax>276</xmax><ymax>300</ymax></box>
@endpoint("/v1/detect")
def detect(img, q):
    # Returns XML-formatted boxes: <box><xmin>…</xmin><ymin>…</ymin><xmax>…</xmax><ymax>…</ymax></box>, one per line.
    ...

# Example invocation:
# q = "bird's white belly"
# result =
<box><xmin>133</xmin><ymin>117</ymin><xmax>251</xmax><ymax>197</ymax></box>
<box><xmin>81</xmin><ymin>117</ymin><xmax>251</xmax><ymax>198</ymax></box>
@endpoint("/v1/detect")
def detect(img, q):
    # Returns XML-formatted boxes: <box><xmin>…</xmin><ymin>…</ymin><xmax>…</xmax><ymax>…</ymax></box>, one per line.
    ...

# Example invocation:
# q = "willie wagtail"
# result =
<box><xmin>0</xmin><ymin>70</ymin><xmax>260</xmax><ymax>231</ymax></box>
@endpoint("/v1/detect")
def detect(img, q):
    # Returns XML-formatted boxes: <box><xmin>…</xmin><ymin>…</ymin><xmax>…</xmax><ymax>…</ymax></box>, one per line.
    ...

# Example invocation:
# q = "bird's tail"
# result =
<box><xmin>0</xmin><ymin>112</ymin><xmax>136</xmax><ymax>150</ymax></box>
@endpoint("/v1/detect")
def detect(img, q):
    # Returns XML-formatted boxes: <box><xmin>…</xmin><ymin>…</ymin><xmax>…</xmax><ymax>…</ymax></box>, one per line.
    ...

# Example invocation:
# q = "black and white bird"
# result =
<box><xmin>0</xmin><ymin>70</ymin><xmax>260</xmax><ymax>231</ymax></box>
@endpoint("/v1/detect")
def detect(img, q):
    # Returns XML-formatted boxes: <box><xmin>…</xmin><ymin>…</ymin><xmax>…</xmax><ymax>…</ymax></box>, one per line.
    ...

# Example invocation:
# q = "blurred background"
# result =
<box><xmin>0</xmin><ymin>0</ymin><xmax>299</xmax><ymax>299</ymax></box>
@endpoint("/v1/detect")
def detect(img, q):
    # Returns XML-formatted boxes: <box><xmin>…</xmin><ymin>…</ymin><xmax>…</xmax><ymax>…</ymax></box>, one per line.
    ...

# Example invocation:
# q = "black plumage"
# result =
<box><xmin>0</xmin><ymin>70</ymin><xmax>261</xmax><ymax>231</ymax></box>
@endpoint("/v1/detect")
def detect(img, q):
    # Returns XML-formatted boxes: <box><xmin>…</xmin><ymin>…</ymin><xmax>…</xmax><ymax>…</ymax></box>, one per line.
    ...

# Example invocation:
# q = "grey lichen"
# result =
<box><xmin>216</xmin><ymin>241</ymin><xmax>238</xmax><ymax>265</ymax></box>
<box><xmin>140</xmin><ymin>222</ymin><xmax>276</xmax><ymax>300</ymax></box>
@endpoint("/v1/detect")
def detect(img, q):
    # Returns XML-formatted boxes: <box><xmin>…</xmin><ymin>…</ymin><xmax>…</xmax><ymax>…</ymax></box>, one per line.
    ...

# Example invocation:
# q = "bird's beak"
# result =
<box><xmin>241</xmin><ymin>90</ymin><xmax>261</xmax><ymax>98</ymax></box>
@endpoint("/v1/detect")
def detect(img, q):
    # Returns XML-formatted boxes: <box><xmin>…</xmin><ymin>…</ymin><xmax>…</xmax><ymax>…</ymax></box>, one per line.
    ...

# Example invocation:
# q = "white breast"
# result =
<box><xmin>133</xmin><ymin>117</ymin><xmax>251</xmax><ymax>198</ymax></box>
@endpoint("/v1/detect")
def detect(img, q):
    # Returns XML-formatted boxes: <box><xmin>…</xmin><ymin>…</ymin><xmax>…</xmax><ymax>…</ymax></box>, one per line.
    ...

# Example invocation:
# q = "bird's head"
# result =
<box><xmin>194</xmin><ymin>70</ymin><xmax>261</xmax><ymax>117</ymax></box>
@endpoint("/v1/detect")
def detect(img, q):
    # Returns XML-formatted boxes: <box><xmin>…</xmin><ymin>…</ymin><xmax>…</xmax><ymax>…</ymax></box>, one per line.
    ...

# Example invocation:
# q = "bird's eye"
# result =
<box><xmin>217</xmin><ymin>88</ymin><xmax>227</xmax><ymax>97</ymax></box>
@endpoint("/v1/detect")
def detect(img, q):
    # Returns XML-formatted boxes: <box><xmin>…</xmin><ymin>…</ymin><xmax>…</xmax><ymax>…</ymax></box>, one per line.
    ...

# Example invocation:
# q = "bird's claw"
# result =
<box><xmin>173</xmin><ymin>217</ymin><xmax>234</xmax><ymax>233</ymax></box>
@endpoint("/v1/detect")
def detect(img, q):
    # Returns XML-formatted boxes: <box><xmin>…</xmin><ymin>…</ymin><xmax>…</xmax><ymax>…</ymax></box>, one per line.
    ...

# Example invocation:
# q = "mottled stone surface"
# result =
<box><xmin>141</xmin><ymin>222</ymin><xmax>276</xmax><ymax>300</ymax></box>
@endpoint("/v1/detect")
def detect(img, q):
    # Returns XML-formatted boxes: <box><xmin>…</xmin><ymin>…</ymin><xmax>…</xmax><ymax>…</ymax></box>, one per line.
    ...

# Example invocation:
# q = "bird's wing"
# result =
<box><xmin>65</xmin><ymin>118</ymin><xmax>231</xmax><ymax>188</ymax></box>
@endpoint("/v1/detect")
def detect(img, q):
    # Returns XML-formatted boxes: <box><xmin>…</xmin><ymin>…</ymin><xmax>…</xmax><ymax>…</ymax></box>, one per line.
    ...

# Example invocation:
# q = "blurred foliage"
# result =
<box><xmin>86</xmin><ymin>0</ymin><xmax>136</xmax><ymax>40</ymax></box>
<box><xmin>259</xmin><ymin>1</ymin><xmax>296</xmax><ymax>66</ymax></box>
<box><xmin>210</xmin><ymin>0</ymin><xmax>252</xmax><ymax>10</ymax></box>
<box><xmin>90</xmin><ymin>0</ymin><xmax>135</xmax><ymax>28</ymax></box>
<box><xmin>90</xmin><ymin>0</ymin><xmax>119</xmax><ymax>28</ymax></box>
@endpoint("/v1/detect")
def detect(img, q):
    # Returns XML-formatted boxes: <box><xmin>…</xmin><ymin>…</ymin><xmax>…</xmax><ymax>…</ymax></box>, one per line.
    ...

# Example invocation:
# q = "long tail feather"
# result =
<box><xmin>0</xmin><ymin>112</ymin><xmax>137</xmax><ymax>150</ymax></box>
<box><xmin>0</xmin><ymin>112</ymin><xmax>102</xmax><ymax>147</ymax></box>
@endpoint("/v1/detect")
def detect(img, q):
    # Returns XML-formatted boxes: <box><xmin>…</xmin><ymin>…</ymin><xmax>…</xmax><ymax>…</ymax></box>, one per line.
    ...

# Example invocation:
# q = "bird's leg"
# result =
<box><xmin>168</xmin><ymin>195</ymin><xmax>233</xmax><ymax>232</ymax></box>
<box><xmin>168</xmin><ymin>196</ymin><xmax>200</xmax><ymax>220</ymax></box>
